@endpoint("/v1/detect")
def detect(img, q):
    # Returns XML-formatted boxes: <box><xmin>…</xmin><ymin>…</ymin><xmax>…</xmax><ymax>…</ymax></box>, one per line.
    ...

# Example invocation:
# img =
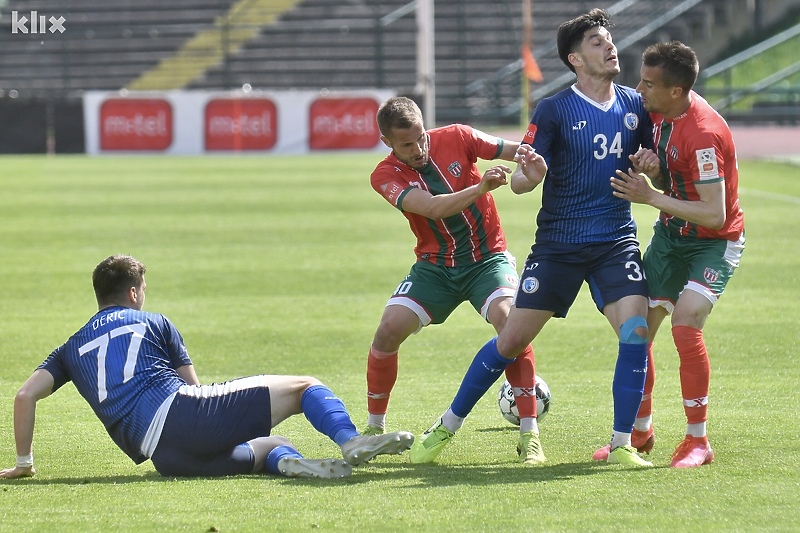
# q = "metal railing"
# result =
<box><xmin>463</xmin><ymin>0</ymin><xmax>703</xmax><ymax>123</ymax></box>
<box><xmin>697</xmin><ymin>23</ymin><xmax>800</xmax><ymax>116</ymax></box>
<box><xmin>375</xmin><ymin>0</ymin><xmax>417</xmax><ymax>89</ymax></box>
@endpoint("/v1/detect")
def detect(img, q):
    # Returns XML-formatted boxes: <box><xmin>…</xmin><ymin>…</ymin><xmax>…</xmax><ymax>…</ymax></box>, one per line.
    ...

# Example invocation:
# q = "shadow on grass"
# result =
<box><xmin>0</xmin><ymin>472</ymin><xmax>165</xmax><ymax>486</ymax></box>
<box><xmin>273</xmin><ymin>459</ymin><xmax>669</xmax><ymax>488</ymax></box>
<box><xmin>353</xmin><ymin>462</ymin><xmax>599</xmax><ymax>487</ymax></box>
<box><xmin>476</xmin><ymin>426</ymin><xmax>518</xmax><ymax>433</ymax></box>
<box><xmin>1</xmin><ymin>460</ymin><xmax>667</xmax><ymax>487</ymax></box>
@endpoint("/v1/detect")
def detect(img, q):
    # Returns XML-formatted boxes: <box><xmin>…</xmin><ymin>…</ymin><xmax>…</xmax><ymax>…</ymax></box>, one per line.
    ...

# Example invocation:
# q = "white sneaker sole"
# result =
<box><xmin>278</xmin><ymin>457</ymin><xmax>352</xmax><ymax>478</ymax></box>
<box><xmin>342</xmin><ymin>431</ymin><xmax>415</xmax><ymax>465</ymax></box>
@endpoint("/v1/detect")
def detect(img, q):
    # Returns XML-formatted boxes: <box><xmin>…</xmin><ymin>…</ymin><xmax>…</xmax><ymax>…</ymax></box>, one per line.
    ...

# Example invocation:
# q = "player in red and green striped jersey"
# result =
<box><xmin>365</xmin><ymin>96</ymin><xmax>543</xmax><ymax>463</ymax></box>
<box><xmin>610</xmin><ymin>41</ymin><xmax>745</xmax><ymax>468</ymax></box>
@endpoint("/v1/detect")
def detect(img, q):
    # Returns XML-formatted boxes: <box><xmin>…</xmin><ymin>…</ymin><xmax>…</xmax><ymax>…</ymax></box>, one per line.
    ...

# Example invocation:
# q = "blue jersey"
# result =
<box><xmin>39</xmin><ymin>306</ymin><xmax>192</xmax><ymax>463</ymax></box>
<box><xmin>523</xmin><ymin>84</ymin><xmax>653</xmax><ymax>244</ymax></box>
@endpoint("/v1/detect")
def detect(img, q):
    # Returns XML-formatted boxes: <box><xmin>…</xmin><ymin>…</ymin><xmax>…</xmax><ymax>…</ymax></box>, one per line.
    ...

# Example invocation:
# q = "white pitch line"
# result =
<box><xmin>740</xmin><ymin>187</ymin><xmax>800</xmax><ymax>205</ymax></box>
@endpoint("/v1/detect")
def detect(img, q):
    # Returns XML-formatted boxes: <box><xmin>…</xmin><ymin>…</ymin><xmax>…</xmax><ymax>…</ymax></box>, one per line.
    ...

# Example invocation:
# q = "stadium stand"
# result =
<box><xmin>0</xmin><ymin>0</ymin><xmax>799</xmax><ymax>152</ymax></box>
<box><xmin>185</xmin><ymin>0</ymin><xmax>711</xmax><ymax>122</ymax></box>
<box><xmin>0</xmin><ymin>0</ymin><xmax>727</xmax><ymax>118</ymax></box>
<box><xmin>0</xmin><ymin>0</ymin><xmax>244</xmax><ymax>92</ymax></box>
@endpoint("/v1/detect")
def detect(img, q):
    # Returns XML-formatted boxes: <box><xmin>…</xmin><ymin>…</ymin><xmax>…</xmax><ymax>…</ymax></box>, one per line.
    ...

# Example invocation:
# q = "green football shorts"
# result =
<box><xmin>386</xmin><ymin>251</ymin><xmax>520</xmax><ymax>330</ymax></box>
<box><xmin>643</xmin><ymin>223</ymin><xmax>745</xmax><ymax>311</ymax></box>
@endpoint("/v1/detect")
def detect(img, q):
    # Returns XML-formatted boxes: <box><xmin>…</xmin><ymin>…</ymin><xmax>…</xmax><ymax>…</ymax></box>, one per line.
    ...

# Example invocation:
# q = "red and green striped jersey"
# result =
<box><xmin>371</xmin><ymin>124</ymin><xmax>507</xmax><ymax>267</ymax></box>
<box><xmin>652</xmin><ymin>92</ymin><xmax>744</xmax><ymax>240</ymax></box>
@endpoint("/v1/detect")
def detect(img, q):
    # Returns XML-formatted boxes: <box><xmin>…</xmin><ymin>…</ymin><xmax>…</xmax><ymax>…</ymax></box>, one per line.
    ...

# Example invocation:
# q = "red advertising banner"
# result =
<box><xmin>99</xmin><ymin>98</ymin><xmax>173</xmax><ymax>151</ymax></box>
<box><xmin>308</xmin><ymin>97</ymin><xmax>380</xmax><ymax>150</ymax></box>
<box><xmin>85</xmin><ymin>90</ymin><xmax>394</xmax><ymax>154</ymax></box>
<box><xmin>204</xmin><ymin>98</ymin><xmax>277</xmax><ymax>151</ymax></box>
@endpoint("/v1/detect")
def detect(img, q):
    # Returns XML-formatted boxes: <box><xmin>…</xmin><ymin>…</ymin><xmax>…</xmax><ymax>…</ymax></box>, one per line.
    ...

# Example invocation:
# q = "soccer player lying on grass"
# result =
<box><xmin>0</xmin><ymin>255</ymin><xmax>413</xmax><ymax>480</ymax></box>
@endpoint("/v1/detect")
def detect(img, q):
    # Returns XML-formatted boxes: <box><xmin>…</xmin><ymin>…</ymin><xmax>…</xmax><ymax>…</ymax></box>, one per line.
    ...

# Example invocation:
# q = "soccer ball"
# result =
<box><xmin>497</xmin><ymin>375</ymin><xmax>551</xmax><ymax>426</ymax></box>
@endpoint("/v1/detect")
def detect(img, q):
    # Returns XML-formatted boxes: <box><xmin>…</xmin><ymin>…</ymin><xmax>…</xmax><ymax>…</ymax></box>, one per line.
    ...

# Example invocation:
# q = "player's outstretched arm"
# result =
<box><xmin>497</xmin><ymin>140</ymin><xmax>522</xmax><ymax>162</ymax></box>
<box><xmin>611</xmin><ymin>168</ymin><xmax>725</xmax><ymax>230</ymax></box>
<box><xmin>401</xmin><ymin>165</ymin><xmax>510</xmax><ymax>220</ymax></box>
<box><xmin>0</xmin><ymin>370</ymin><xmax>54</xmax><ymax>479</ymax></box>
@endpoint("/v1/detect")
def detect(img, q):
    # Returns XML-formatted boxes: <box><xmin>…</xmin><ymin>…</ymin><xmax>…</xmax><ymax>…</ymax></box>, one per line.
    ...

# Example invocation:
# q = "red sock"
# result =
<box><xmin>637</xmin><ymin>342</ymin><xmax>656</xmax><ymax>418</ymax></box>
<box><xmin>366</xmin><ymin>347</ymin><xmax>398</xmax><ymax>415</ymax></box>
<box><xmin>672</xmin><ymin>325</ymin><xmax>710</xmax><ymax>424</ymax></box>
<box><xmin>504</xmin><ymin>345</ymin><xmax>536</xmax><ymax>418</ymax></box>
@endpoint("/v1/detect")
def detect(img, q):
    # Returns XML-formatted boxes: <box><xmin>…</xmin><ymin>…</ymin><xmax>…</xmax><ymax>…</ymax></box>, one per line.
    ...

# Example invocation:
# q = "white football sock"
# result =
<box><xmin>519</xmin><ymin>417</ymin><xmax>538</xmax><ymax>435</ymax></box>
<box><xmin>441</xmin><ymin>409</ymin><xmax>465</xmax><ymax>432</ymax></box>
<box><xmin>367</xmin><ymin>413</ymin><xmax>386</xmax><ymax>429</ymax></box>
<box><xmin>686</xmin><ymin>422</ymin><xmax>706</xmax><ymax>438</ymax></box>
<box><xmin>633</xmin><ymin>415</ymin><xmax>652</xmax><ymax>432</ymax></box>
<box><xmin>610</xmin><ymin>431</ymin><xmax>632</xmax><ymax>450</ymax></box>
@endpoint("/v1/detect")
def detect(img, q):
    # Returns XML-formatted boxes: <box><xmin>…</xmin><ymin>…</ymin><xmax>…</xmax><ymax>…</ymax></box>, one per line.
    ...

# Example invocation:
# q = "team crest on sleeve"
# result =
<box><xmin>624</xmin><ymin>113</ymin><xmax>639</xmax><ymax>130</ymax></box>
<box><xmin>696</xmin><ymin>148</ymin><xmax>719</xmax><ymax>180</ymax></box>
<box><xmin>448</xmin><ymin>161</ymin><xmax>463</xmax><ymax>177</ymax></box>
<box><xmin>523</xmin><ymin>123</ymin><xmax>537</xmax><ymax>144</ymax></box>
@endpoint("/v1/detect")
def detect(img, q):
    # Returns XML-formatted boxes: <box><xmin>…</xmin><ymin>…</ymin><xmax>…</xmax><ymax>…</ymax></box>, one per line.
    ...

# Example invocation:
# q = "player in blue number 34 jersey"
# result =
<box><xmin>1</xmin><ymin>255</ymin><xmax>413</xmax><ymax>480</ymax></box>
<box><xmin>412</xmin><ymin>9</ymin><xmax>663</xmax><ymax>466</ymax></box>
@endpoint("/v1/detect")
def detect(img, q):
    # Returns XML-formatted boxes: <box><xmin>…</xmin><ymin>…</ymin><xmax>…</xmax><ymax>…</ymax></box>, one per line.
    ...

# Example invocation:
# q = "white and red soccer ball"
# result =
<box><xmin>497</xmin><ymin>375</ymin><xmax>551</xmax><ymax>425</ymax></box>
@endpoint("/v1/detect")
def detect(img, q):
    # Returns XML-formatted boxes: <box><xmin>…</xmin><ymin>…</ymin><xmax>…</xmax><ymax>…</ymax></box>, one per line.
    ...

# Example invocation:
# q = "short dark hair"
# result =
<box><xmin>376</xmin><ymin>96</ymin><xmax>423</xmax><ymax>137</ymax></box>
<box><xmin>642</xmin><ymin>41</ymin><xmax>699</xmax><ymax>92</ymax></box>
<box><xmin>92</xmin><ymin>255</ymin><xmax>146</xmax><ymax>306</ymax></box>
<box><xmin>557</xmin><ymin>8</ymin><xmax>613</xmax><ymax>73</ymax></box>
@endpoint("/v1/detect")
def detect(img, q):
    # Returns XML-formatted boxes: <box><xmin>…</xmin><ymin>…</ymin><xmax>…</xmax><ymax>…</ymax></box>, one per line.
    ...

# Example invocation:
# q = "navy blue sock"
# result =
<box><xmin>450</xmin><ymin>338</ymin><xmax>514</xmax><ymax>418</ymax></box>
<box><xmin>301</xmin><ymin>385</ymin><xmax>359</xmax><ymax>447</ymax></box>
<box><xmin>612</xmin><ymin>342</ymin><xmax>648</xmax><ymax>433</ymax></box>
<box><xmin>265</xmin><ymin>445</ymin><xmax>303</xmax><ymax>475</ymax></box>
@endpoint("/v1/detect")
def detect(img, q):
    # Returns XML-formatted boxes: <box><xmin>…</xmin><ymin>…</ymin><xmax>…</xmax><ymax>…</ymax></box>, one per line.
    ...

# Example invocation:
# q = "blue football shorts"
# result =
<box><xmin>513</xmin><ymin>237</ymin><xmax>648</xmax><ymax>318</ymax></box>
<box><xmin>150</xmin><ymin>376</ymin><xmax>273</xmax><ymax>477</ymax></box>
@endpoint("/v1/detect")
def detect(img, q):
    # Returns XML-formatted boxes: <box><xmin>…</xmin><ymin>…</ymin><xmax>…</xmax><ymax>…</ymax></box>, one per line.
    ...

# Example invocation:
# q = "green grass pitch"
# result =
<box><xmin>1</xmin><ymin>154</ymin><xmax>798</xmax><ymax>531</ymax></box>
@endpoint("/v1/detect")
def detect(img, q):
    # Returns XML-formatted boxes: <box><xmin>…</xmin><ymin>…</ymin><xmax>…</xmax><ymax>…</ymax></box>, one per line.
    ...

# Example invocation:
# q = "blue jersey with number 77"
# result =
<box><xmin>523</xmin><ymin>84</ymin><xmax>653</xmax><ymax>245</ymax></box>
<box><xmin>39</xmin><ymin>306</ymin><xmax>192</xmax><ymax>463</ymax></box>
